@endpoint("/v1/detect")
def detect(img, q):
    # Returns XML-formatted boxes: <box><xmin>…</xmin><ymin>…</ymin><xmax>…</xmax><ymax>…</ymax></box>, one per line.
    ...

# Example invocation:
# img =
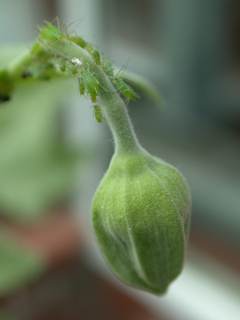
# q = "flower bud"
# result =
<box><xmin>92</xmin><ymin>149</ymin><xmax>191</xmax><ymax>294</ymax></box>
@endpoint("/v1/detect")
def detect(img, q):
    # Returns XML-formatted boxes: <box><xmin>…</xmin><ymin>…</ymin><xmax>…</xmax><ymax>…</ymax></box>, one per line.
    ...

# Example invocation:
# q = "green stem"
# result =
<box><xmin>99</xmin><ymin>85</ymin><xmax>140</xmax><ymax>154</ymax></box>
<box><xmin>3</xmin><ymin>34</ymin><xmax>142</xmax><ymax>154</ymax></box>
<box><xmin>46</xmin><ymin>39</ymin><xmax>140</xmax><ymax>154</ymax></box>
<box><xmin>7</xmin><ymin>50</ymin><xmax>34</xmax><ymax>79</ymax></box>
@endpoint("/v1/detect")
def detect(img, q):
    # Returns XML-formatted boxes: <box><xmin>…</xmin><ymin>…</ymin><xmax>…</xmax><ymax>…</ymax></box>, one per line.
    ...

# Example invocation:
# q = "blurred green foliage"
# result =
<box><xmin>0</xmin><ymin>310</ymin><xmax>16</xmax><ymax>320</ymax></box>
<box><xmin>0</xmin><ymin>47</ymin><xmax>81</xmax><ymax>295</ymax></box>
<box><xmin>0</xmin><ymin>47</ymin><xmax>27</xmax><ymax>69</ymax></box>
<box><xmin>0</xmin><ymin>229</ymin><xmax>44</xmax><ymax>295</ymax></box>
<box><xmin>0</xmin><ymin>47</ymin><xmax>81</xmax><ymax>222</ymax></box>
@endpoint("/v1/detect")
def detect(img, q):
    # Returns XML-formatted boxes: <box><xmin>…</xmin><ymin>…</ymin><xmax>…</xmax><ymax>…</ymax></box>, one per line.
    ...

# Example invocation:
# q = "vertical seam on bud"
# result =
<box><xmin>135</xmin><ymin>176</ymin><xmax>167</xmax><ymax>289</ymax></box>
<box><xmin>123</xmin><ymin>170</ymin><xmax>149</xmax><ymax>285</ymax></box>
<box><xmin>143</xmin><ymin>164</ymin><xmax>170</xmax><ymax>284</ymax></box>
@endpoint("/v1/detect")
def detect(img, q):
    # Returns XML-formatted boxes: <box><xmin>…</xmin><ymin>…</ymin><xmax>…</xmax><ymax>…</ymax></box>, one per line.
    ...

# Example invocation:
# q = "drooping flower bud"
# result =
<box><xmin>92</xmin><ymin>149</ymin><xmax>191</xmax><ymax>295</ymax></box>
<box><xmin>34</xmin><ymin>22</ymin><xmax>191</xmax><ymax>294</ymax></box>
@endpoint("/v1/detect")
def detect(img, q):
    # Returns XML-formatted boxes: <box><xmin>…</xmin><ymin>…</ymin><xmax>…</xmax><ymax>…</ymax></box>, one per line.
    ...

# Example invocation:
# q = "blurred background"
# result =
<box><xmin>0</xmin><ymin>0</ymin><xmax>239</xmax><ymax>319</ymax></box>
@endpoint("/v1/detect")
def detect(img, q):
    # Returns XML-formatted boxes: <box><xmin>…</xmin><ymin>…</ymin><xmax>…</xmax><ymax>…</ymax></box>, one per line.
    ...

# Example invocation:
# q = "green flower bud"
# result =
<box><xmin>32</xmin><ymin>24</ymin><xmax>191</xmax><ymax>294</ymax></box>
<box><xmin>92</xmin><ymin>149</ymin><xmax>191</xmax><ymax>295</ymax></box>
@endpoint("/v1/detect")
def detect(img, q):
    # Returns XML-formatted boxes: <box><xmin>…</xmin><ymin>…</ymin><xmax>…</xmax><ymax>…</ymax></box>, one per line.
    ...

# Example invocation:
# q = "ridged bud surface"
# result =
<box><xmin>92</xmin><ymin>149</ymin><xmax>191</xmax><ymax>294</ymax></box>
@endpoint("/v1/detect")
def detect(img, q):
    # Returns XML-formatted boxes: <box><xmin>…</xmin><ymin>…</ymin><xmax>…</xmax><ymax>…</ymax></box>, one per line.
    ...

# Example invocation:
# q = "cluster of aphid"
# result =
<box><xmin>35</xmin><ymin>22</ymin><xmax>139</xmax><ymax>122</ymax></box>
<box><xmin>39</xmin><ymin>23</ymin><xmax>139</xmax><ymax>121</ymax></box>
<box><xmin>73</xmin><ymin>40</ymin><xmax>138</xmax><ymax>122</ymax></box>
<box><xmin>0</xmin><ymin>22</ymin><xmax>138</xmax><ymax>124</ymax></box>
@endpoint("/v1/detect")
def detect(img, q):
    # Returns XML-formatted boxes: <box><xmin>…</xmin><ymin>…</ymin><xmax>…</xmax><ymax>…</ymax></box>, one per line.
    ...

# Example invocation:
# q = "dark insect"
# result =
<box><xmin>0</xmin><ymin>94</ymin><xmax>10</xmax><ymax>103</ymax></box>
<box><xmin>0</xmin><ymin>70</ymin><xmax>13</xmax><ymax>102</ymax></box>
<box><xmin>21</xmin><ymin>71</ymin><xmax>32</xmax><ymax>79</ymax></box>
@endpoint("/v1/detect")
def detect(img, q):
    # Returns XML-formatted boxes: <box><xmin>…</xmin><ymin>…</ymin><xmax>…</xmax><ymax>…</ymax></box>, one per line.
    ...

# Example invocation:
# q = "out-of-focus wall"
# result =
<box><xmin>0</xmin><ymin>0</ymin><xmax>47</xmax><ymax>43</ymax></box>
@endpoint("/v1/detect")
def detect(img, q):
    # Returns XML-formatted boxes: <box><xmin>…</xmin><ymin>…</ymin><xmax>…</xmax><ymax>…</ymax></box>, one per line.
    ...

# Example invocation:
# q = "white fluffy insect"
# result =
<box><xmin>71</xmin><ymin>57</ymin><xmax>82</xmax><ymax>67</ymax></box>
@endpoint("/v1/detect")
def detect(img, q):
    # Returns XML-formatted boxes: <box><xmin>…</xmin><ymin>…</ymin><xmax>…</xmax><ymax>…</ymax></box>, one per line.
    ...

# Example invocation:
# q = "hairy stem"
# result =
<box><xmin>7</xmin><ymin>50</ymin><xmax>34</xmax><ymax>79</ymax></box>
<box><xmin>45</xmin><ymin>39</ymin><xmax>140</xmax><ymax>154</ymax></box>
<box><xmin>99</xmin><ymin>83</ymin><xmax>140</xmax><ymax>154</ymax></box>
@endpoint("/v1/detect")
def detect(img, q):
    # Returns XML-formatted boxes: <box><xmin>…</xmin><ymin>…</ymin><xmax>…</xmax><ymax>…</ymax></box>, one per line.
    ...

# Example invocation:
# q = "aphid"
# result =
<box><xmin>81</xmin><ymin>69</ymin><xmax>99</xmax><ymax>102</ymax></box>
<box><xmin>31</xmin><ymin>43</ymin><xmax>42</xmax><ymax>55</ymax></box>
<box><xmin>86</xmin><ymin>44</ymin><xmax>101</xmax><ymax>65</ymax></box>
<box><xmin>93</xmin><ymin>104</ymin><xmax>104</xmax><ymax>123</ymax></box>
<box><xmin>113</xmin><ymin>77</ymin><xmax>138</xmax><ymax>101</ymax></box>
<box><xmin>71</xmin><ymin>36</ymin><xmax>87</xmax><ymax>48</ymax></box>
<box><xmin>54</xmin><ymin>18</ymin><xmax>85</xmax><ymax>44</ymax></box>
<box><xmin>102</xmin><ymin>58</ymin><xmax>114</xmax><ymax>78</ymax></box>
<box><xmin>0</xmin><ymin>94</ymin><xmax>10</xmax><ymax>103</ymax></box>
<box><xmin>21</xmin><ymin>71</ymin><xmax>32</xmax><ymax>79</ymax></box>
<box><xmin>39</xmin><ymin>22</ymin><xmax>62</xmax><ymax>41</ymax></box>
<box><xmin>39</xmin><ymin>19</ymin><xmax>80</xmax><ymax>45</ymax></box>
<box><xmin>92</xmin><ymin>50</ymin><xmax>101</xmax><ymax>65</ymax></box>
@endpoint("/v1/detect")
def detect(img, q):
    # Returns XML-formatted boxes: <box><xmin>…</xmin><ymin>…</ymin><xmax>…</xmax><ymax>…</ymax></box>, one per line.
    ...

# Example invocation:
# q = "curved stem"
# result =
<box><xmin>99</xmin><ymin>83</ymin><xmax>140</xmax><ymax>154</ymax></box>
<box><xmin>7</xmin><ymin>50</ymin><xmax>34</xmax><ymax>79</ymax></box>
<box><xmin>46</xmin><ymin>39</ymin><xmax>141</xmax><ymax>154</ymax></box>
<box><xmin>3</xmin><ymin>35</ymin><xmax>142</xmax><ymax>154</ymax></box>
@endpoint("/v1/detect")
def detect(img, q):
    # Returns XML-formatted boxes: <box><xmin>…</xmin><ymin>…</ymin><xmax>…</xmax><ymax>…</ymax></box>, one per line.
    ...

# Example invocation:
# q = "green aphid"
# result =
<box><xmin>93</xmin><ymin>104</ymin><xmax>104</xmax><ymax>123</ymax></box>
<box><xmin>81</xmin><ymin>70</ymin><xmax>99</xmax><ymax>102</ymax></box>
<box><xmin>102</xmin><ymin>58</ymin><xmax>114</xmax><ymax>78</ymax></box>
<box><xmin>39</xmin><ymin>22</ymin><xmax>62</xmax><ymax>42</ymax></box>
<box><xmin>92</xmin><ymin>50</ymin><xmax>101</xmax><ymax>65</ymax></box>
<box><xmin>90</xmin><ymin>90</ymin><xmax>97</xmax><ymax>103</ymax></box>
<box><xmin>86</xmin><ymin>44</ymin><xmax>101</xmax><ymax>65</ymax></box>
<box><xmin>31</xmin><ymin>43</ymin><xmax>42</xmax><ymax>56</ymax></box>
<box><xmin>113</xmin><ymin>77</ymin><xmax>138</xmax><ymax>101</ymax></box>
<box><xmin>70</xmin><ymin>36</ymin><xmax>87</xmax><ymax>48</ymax></box>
